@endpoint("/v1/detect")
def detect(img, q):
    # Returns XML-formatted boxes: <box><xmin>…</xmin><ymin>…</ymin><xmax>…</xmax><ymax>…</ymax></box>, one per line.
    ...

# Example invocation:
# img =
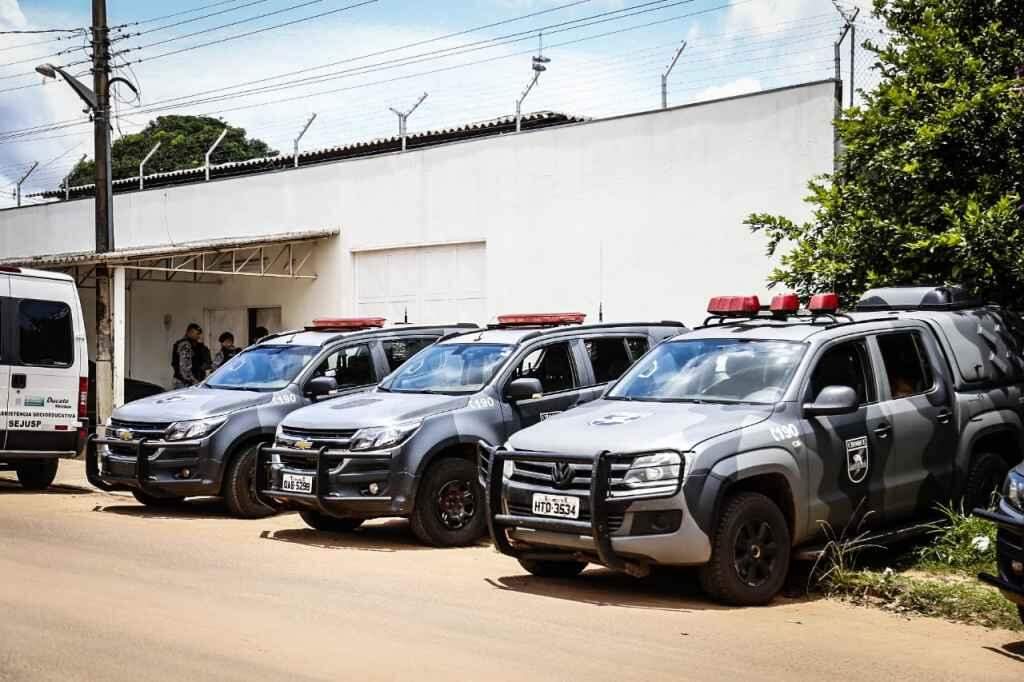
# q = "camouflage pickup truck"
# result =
<box><xmin>485</xmin><ymin>286</ymin><xmax>1024</xmax><ymax>605</ymax></box>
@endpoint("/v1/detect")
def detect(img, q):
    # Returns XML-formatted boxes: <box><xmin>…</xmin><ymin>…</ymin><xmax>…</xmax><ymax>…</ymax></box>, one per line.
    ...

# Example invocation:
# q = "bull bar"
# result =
<box><xmin>974</xmin><ymin>507</ymin><xmax>1024</xmax><ymax>604</ymax></box>
<box><xmin>84</xmin><ymin>432</ymin><xmax>201</xmax><ymax>493</ymax></box>
<box><xmin>255</xmin><ymin>443</ymin><xmax>393</xmax><ymax>514</ymax></box>
<box><xmin>482</xmin><ymin>444</ymin><xmax>682</xmax><ymax>575</ymax></box>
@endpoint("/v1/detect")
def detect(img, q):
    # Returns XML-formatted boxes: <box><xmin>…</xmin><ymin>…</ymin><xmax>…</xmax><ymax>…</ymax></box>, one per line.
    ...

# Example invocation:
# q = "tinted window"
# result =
<box><xmin>383</xmin><ymin>338</ymin><xmax>434</xmax><ymax>373</ymax></box>
<box><xmin>19</xmin><ymin>299</ymin><xmax>72</xmax><ymax>366</ymax></box>
<box><xmin>207</xmin><ymin>345</ymin><xmax>318</xmax><ymax>391</ymax></box>
<box><xmin>625</xmin><ymin>337</ymin><xmax>649</xmax><ymax>360</ymax></box>
<box><xmin>317</xmin><ymin>344</ymin><xmax>376</xmax><ymax>388</ymax></box>
<box><xmin>809</xmin><ymin>340</ymin><xmax>874</xmax><ymax>405</ymax></box>
<box><xmin>510</xmin><ymin>342</ymin><xmax>577</xmax><ymax>394</ymax></box>
<box><xmin>584</xmin><ymin>337</ymin><xmax>633</xmax><ymax>384</ymax></box>
<box><xmin>877</xmin><ymin>332</ymin><xmax>934</xmax><ymax>398</ymax></box>
<box><xmin>384</xmin><ymin>343</ymin><xmax>512</xmax><ymax>394</ymax></box>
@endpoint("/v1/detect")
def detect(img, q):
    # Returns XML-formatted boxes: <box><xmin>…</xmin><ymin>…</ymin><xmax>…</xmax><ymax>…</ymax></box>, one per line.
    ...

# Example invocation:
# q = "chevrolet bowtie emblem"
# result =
<box><xmin>116</xmin><ymin>429</ymin><xmax>133</xmax><ymax>441</ymax></box>
<box><xmin>295</xmin><ymin>439</ymin><xmax>313</xmax><ymax>450</ymax></box>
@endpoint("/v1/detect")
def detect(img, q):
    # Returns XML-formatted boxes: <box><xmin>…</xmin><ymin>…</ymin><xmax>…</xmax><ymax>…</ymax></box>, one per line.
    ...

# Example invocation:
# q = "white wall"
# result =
<box><xmin>1</xmin><ymin>82</ymin><xmax>836</xmax><ymax>385</ymax></box>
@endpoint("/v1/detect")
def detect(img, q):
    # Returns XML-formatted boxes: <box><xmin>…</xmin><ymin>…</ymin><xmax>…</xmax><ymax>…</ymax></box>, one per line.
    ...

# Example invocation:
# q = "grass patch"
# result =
<box><xmin>811</xmin><ymin>507</ymin><xmax>1020</xmax><ymax>631</ymax></box>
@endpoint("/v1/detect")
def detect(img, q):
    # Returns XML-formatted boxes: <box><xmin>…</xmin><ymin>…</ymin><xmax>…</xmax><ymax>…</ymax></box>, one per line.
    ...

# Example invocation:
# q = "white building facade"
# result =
<box><xmin>0</xmin><ymin>81</ymin><xmax>836</xmax><ymax>389</ymax></box>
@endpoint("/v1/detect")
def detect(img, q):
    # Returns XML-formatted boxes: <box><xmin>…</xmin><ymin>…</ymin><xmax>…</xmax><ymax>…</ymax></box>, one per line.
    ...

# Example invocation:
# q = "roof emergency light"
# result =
<box><xmin>808</xmin><ymin>293</ymin><xmax>840</xmax><ymax>314</ymax></box>
<box><xmin>769</xmin><ymin>293</ymin><xmax>800</xmax><ymax>315</ymax></box>
<box><xmin>308</xmin><ymin>317</ymin><xmax>386</xmax><ymax>331</ymax></box>
<box><xmin>496</xmin><ymin>312</ymin><xmax>586</xmax><ymax>327</ymax></box>
<box><xmin>707</xmin><ymin>296</ymin><xmax>760</xmax><ymax>316</ymax></box>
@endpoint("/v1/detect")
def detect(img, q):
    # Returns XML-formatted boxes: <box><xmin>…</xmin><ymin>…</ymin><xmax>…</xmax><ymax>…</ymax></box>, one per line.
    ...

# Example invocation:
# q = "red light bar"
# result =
<box><xmin>707</xmin><ymin>296</ymin><xmax>760</xmax><ymax>316</ymax></box>
<box><xmin>308</xmin><ymin>317</ymin><xmax>385</xmax><ymax>331</ymax></box>
<box><xmin>0</xmin><ymin>266</ymin><xmax>21</xmax><ymax>273</ymax></box>
<box><xmin>496</xmin><ymin>312</ymin><xmax>586</xmax><ymax>327</ymax></box>
<box><xmin>770</xmin><ymin>293</ymin><xmax>800</xmax><ymax>314</ymax></box>
<box><xmin>808</xmin><ymin>293</ymin><xmax>840</xmax><ymax>314</ymax></box>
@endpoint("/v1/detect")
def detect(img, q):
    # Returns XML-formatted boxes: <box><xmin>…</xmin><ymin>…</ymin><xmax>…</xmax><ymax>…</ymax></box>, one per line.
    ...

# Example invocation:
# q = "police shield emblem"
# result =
<box><xmin>845</xmin><ymin>436</ymin><xmax>869</xmax><ymax>484</ymax></box>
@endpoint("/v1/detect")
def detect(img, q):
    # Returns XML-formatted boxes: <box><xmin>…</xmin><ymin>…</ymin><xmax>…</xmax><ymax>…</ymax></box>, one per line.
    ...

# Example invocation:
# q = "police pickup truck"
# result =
<box><xmin>259</xmin><ymin>313</ymin><xmax>686</xmax><ymax>546</ymax></box>
<box><xmin>87</xmin><ymin>319</ymin><xmax>474</xmax><ymax>517</ymax></box>
<box><xmin>484</xmin><ymin>287</ymin><xmax>1024</xmax><ymax>605</ymax></box>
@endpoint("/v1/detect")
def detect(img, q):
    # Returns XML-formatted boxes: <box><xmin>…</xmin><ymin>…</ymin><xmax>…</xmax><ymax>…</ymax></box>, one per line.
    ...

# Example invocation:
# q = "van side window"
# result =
<box><xmin>317</xmin><ymin>344</ymin><xmax>377</xmax><ymax>388</ymax></box>
<box><xmin>19</xmin><ymin>299</ymin><xmax>72</xmax><ymax>366</ymax></box>
<box><xmin>510</xmin><ymin>342</ymin><xmax>577</xmax><ymax>394</ymax></box>
<box><xmin>584</xmin><ymin>337</ymin><xmax>633</xmax><ymax>384</ymax></box>
<box><xmin>383</xmin><ymin>338</ymin><xmax>434</xmax><ymax>373</ymax></box>
<box><xmin>877</xmin><ymin>332</ymin><xmax>934</xmax><ymax>398</ymax></box>
<box><xmin>809</xmin><ymin>340</ymin><xmax>874</xmax><ymax>405</ymax></box>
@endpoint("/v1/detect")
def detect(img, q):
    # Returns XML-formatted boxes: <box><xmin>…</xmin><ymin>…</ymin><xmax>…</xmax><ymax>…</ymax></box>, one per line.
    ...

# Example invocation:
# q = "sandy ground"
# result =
<box><xmin>0</xmin><ymin>460</ymin><xmax>1020</xmax><ymax>682</ymax></box>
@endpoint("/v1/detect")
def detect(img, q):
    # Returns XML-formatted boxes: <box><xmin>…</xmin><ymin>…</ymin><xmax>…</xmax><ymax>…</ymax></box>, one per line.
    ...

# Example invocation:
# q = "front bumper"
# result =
<box><xmin>483</xmin><ymin>445</ymin><xmax>708</xmax><ymax>575</ymax></box>
<box><xmin>256</xmin><ymin>444</ymin><xmax>411</xmax><ymax>518</ymax></box>
<box><xmin>975</xmin><ymin>505</ymin><xmax>1024</xmax><ymax>607</ymax></box>
<box><xmin>85</xmin><ymin>433</ymin><xmax>212</xmax><ymax>496</ymax></box>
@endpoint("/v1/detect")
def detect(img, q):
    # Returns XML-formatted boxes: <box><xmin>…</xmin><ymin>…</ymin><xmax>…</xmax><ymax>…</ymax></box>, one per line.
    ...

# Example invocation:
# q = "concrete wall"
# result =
<box><xmin>0</xmin><ymin>81</ymin><xmax>836</xmax><ymax>387</ymax></box>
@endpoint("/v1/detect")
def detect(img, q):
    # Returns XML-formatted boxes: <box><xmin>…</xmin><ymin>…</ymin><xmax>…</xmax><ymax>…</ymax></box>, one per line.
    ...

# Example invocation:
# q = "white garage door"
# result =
<box><xmin>354</xmin><ymin>242</ymin><xmax>486</xmax><ymax>325</ymax></box>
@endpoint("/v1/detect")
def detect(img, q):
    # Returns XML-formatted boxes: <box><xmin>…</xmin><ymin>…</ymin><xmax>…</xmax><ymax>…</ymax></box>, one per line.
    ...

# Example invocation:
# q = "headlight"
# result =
<box><xmin>164</xmin><ymin>416</ymin><xmax>227</xmax><ymax>442</ymax></box>
<box><xmin>349</xmin><ymin>419</ymin><xmax>422</xmax><ymax>452</ymax></box>
<box><xmin>1006</xmin><ymin>470</ymin><xmax>1024</xmax><ymax>511</ymax></box>
<box><xmin>618</xmin><ymin>451</ymin><xmax>683</xmax><ymax>496</ymax></box>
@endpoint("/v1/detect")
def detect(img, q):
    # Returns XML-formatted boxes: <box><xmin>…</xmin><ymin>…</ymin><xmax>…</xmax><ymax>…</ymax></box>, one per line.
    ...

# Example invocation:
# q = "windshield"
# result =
<box><xmin>607</xmin><ymin>339</ymin><xmax>806</xmax><ymax>404</ymax></box>
<box><xmin>382</xmin><ymin>343</ymin><xmax>512</xmax><ymax>394</ymax></box>
<box><xmin>205</xmin><ymin>345</ymin><xmax>319</xmax><ymax>391</ymax></box>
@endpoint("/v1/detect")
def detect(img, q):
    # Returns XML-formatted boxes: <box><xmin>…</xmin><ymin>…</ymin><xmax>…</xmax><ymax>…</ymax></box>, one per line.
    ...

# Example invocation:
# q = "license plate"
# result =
<box><xmin>281</xmin><ymin>473</ymin><xmax>314</xmax><ymax>494</ymax></box>
<box><xmin>531</xmin><ymin>493</ymin><xmax>580</xmax><ymax>519</ymax></box>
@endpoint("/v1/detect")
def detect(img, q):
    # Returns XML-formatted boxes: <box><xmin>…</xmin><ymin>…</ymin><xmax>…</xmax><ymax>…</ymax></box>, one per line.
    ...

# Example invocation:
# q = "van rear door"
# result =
<box><xmin>0</xmin><ymin>274</ymin><xmax>10</xmax><ymax>449</ymax></box>
<box><xmin>6</xmin><ymin>276</ymin><xmax>80</xmax><ymax>452</ymax></box>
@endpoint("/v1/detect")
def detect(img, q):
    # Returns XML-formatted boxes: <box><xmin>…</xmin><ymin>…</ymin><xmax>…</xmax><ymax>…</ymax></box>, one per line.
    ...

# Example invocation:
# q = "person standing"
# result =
<box><xmin>171</xmin><ymin>323</ymin><xmax>205</xmax><ymax>388</ymax></box>
<box><xmin>213</xmin><ymin>331</ymin><xmax>240</xmax><ymax>369</ymax></box>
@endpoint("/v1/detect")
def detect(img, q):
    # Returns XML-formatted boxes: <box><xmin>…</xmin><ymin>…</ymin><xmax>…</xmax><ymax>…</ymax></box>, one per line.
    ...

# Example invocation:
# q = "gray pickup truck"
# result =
<box><xmin>485</xmin><ymin>287</ymin><xmax>1024</xmax><ymax>605</ymax></box>
<box><xmin>87</xmin><ymin>320</ymin><xmax>475</xmax><ymax>517</ymax></box>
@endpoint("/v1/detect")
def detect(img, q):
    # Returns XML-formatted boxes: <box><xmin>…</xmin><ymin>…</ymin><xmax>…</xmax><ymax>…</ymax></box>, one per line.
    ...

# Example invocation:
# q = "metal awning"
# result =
<box><xmin>1</xmin><ymin>228</ymin><xmax>337</xmax><ymax>285</ymax></box>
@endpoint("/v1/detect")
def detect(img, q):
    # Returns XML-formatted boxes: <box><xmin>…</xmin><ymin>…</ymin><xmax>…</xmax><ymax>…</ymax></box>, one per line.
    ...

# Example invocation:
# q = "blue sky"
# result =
<box><xmin>0</xmin><ymin>0</ymin><xmax>880</xmax><ymax>204</ymax></box>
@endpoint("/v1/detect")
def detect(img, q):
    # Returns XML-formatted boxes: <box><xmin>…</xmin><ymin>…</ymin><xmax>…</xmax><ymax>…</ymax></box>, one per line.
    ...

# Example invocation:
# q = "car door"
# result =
<box><xmin>868</xmin><ymin>328</ymin><xmax>956</xmax><ymax>521</ymax></box>
<box><xmin>308</xmin><ymin>342</ymin><xmax>380</xmax><ymax>399</ymax></box>
<box><xmin>802</xmin><ymin>336</ymin><xmax>890</xmax><ymax>535</ymax></box>
<box><xmin>501</xmin><ymin>339</ymin><xmax>586</xmax><ymax>432</ymax></box>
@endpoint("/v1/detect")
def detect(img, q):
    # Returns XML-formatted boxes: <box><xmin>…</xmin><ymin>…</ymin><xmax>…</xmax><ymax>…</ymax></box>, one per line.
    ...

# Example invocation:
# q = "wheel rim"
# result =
<box><xmin>733</xmin><ymin>519</ymin><xmax>779</xmax><ymax>588</ymax></box>
<box><xmin>245</xmin><ymin>451</ymin><xmax>270</xmax><ymax>508</ymax></box>
<box><xmin>436</xmin><ymin>479</ymin><xmax>476</xmax><ymax>530</ymax></box>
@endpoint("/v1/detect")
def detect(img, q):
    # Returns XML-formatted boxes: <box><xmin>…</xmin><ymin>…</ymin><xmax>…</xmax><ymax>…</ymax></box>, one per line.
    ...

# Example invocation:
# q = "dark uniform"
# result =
<box><xmin>171</xmin><ymin>336</ymin><xmax>205</xmax><ymax>388</ymax></box>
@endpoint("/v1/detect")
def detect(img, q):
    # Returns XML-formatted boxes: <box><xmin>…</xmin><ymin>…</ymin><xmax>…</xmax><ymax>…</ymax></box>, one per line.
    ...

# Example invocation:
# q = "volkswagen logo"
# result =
<box><xmin>551</xmin><ymin>462</ymin><xmax>575</xmax><ymax>489</ymax></box>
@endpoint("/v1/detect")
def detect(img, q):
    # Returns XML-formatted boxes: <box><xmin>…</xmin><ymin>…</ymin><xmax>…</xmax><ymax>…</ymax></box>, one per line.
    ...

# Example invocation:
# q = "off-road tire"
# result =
<box><xmin>518</xmin><ymin>558</ymin><xmax>588</xmax><ymax>578</ymax></box>
<box><xmin>300</xmin><ymin>510</ymin><xmax>364</xmax><ymax>533</ymax></box>
<box><xmin>964</xmin><ymin>452</ymin><xmax>1008</xmax><ymax>513</ymax></box>
<box><xmin>410</xmin><ymin>457</ymin><xmax>487</xmax><ymax>547</ymax></box>
<box><xmin>131</xmin><ymin>490</ymin><xmax>185</xmax><ymax>507</ymax></box>
<box><xmin>15</xmin><ymin>459</ymin><xmax>58</xmax><ymax>490</ymax></box>
<box><xmin>223</xmin><ymin>443</ymin><xmax>275</xmax><ymax>519</ymax></box>
<box><xmin>699</xmin><ymin>492</ymin><xmax>791</xmax><ymax>606</ymax></box>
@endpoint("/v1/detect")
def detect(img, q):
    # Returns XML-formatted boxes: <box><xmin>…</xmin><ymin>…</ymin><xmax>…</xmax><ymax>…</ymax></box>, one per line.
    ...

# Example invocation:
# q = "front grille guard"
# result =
<box><xmin>974</xmin><ymin>507</ymin><xmax>1024</xmax><ymax>603</ymax></box>
<box><xmin>85</xmin><ymin>433</ymin><xmax>200</xmax><ymax>493</ymax></box>
<box><xmin>255</xmin><ymin>443</ymin><xmax>391</xmax><ymax>511</ymax></box>
<box><xmin>482</xmin><ymin>444</ymin><xmax>682</xmax><ymax>574</ymax></box>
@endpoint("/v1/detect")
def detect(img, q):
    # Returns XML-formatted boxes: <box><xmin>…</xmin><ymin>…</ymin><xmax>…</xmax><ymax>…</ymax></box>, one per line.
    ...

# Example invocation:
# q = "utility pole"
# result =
<box><xmin>389</xmin><ymin>93</ymin><xmax>427</xmax><ymax>152</ymax></box>
<box><xmin>14</xmin><ymin>162</ymin><xmax>38</xmax><ymax>207</ymax></box>
<box><xmin>92</xmin><ymin>0</ymin><xmax>115</xmax><ymax>429</ymax></box>
<box><xmin>661</xmin><ymin>40</ymin><xmax>687</xmax><ymax>109</ymax></box>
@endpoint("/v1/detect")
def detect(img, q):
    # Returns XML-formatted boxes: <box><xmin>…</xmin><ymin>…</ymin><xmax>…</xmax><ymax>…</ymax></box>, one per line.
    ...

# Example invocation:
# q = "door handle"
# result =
<box><xmin>11</xmin><ymin>374</ymin><xmax>26</xmax><ymax>389</ymax></box>
<box><xmin>936</xmin><ymin>409</ymin><xmax>952</xmax><ymax>424</ymax></box>
<box><xmin>874</xmin><ymin>422</ymin><xmax>892</xmax><ymax>438</ymax></box>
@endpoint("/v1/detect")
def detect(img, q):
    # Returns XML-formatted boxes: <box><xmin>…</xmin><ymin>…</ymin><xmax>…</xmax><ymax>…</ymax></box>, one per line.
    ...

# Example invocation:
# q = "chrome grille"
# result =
<box><xmin>509</xmin><ymin>459</ymin><xmax>631</xmax><ymax>493</ymax></box>
<box><xmin>107</xmin><ymin>419</ymin><xmax>171</xmax><ymax>455</ymax></box>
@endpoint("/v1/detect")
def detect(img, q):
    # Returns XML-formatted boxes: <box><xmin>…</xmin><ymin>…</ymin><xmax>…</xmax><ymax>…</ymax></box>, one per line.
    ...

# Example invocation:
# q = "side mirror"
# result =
<box><xmin>803</xmin><ymin>385</ymin><xmax>859</xmax><ymax>417</ymax></box>
<box><xmin>305</xmin><ymin>376</ymin><xmax>338</xmax><ymax>399</ymax></box>
<box><xmin>505</xmin><ymin>378</ymin><xmax>542</xmax><ymax>402</ymax></box>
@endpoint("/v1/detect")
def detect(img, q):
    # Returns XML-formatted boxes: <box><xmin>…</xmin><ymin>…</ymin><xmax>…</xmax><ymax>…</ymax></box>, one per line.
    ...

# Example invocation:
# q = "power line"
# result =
<box><xmin>0</xmin><ymin>30</ymin><xmax>86</xmax><ymax>53</ymax></box>
<box><xmin>119</xmin><ymin>0</ymin><xmax>253</xmax><ymax>28</ymax></box>
<box><xmin>0</xmin><ymin>28</ymin><xmax>83</xmax><ymax>35</ymax></box>
<box><xmin>113</xmin><ymin>0</ymin><xmax>275</xmax><ymax>41</ymax></box>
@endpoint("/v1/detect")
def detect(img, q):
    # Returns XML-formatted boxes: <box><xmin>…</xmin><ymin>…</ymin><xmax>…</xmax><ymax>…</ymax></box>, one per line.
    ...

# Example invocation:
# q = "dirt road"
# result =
<box><xmin>0</xmin><ymin>461</ymin><xmax>1019</xmax><ymax>681</ymax></box>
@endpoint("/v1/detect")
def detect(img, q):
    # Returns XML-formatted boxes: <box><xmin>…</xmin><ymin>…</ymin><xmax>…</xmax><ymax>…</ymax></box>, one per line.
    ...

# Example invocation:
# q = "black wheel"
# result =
<box><xmin>300</xmin><ymin>510</ymin><xmax>364</xmax><ymax>532</ymax></box>
<box><xmin>410</xmin><ymin>457</ymin><xmax>486</xmax><ymax>547</ymax></box>
<box><xmin>15</xmin><ymin>459</ymin><xmax>58</xmax><ymax>490</ymax></box>
<box><xmin>1018</xmin><ymin>605</ymin><xmax>1024</xmax><ymax>626</ymax></box>
<box><xmin>699</xmin><ymin>492</ymin><xmax>791</xmax><ymax>606</ymax></box>
<box><xmin>131</xmin><ymin>490</ymin><xmax>185</xmax><ymax>507</ymax></box>
<box><xmin>964</xmin><ymin>452</ymin><xmax>1008</xmax><ymax>512</ymax></box>
<box><xmin>223</xmin><ymin>443</ymin><xmax>275</xmax><ymax>519</ymax></box>
<box><xmin>518</xmin><ymin>558</ymin><xmax>588</xmax><ymax>578</ymax></box>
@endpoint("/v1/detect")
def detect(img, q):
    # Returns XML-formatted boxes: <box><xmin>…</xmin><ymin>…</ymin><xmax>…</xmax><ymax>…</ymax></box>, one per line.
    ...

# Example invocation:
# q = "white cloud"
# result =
<box><xmin>692</xmin><ymin>76</ymin><xmax>761</xmax><ymax>102</ymax></box>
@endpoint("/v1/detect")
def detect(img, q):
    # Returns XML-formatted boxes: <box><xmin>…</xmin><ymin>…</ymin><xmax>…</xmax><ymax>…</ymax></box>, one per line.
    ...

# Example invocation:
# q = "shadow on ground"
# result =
<box><xmin>92</xmin><ymin>497</ymin><xmax>241</xmax><ymax>520</ymax></box>
<box><xmin>0</xmin><ymin>476</ymin><xmax>94</xmax><ymax>496</ymax></box>
<box><xmin>260</xmin><ymin>519</ymin><xmax>489</xmax><ymax>553</ymax></box>
<box><xmin>986</xmin><ymin>641</ymin><xmax>1024</xmax><ymax>664</ymax></box>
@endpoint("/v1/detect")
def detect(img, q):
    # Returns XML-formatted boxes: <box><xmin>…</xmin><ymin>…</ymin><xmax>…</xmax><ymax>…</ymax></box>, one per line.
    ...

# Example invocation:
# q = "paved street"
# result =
<box><xmin>0</xmin><ymin>460</ymin><xmax>1020</xmax><ymax>682</ymax></box>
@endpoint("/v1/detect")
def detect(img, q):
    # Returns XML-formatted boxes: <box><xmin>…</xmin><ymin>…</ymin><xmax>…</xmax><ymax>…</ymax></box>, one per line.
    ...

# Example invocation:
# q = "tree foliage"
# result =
<box><xmin>68</xmin><ymin>115</ymin><xmax>277</xmax><ymax>187</ymax></box>
<box><xmin>746</xmin><ymin>0</ymin><xmax>1024</xmax><ymax>306</ymax></box>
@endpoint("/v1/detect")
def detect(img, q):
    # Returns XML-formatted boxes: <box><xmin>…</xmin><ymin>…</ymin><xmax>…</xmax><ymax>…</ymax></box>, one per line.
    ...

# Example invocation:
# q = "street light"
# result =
<box><xmin>515</xmin><ymin>54</ymin><xmax>552</xmax><ymax>133</ymax></box>
<box><xmin>36</xmin><ymin>62</ymin><xmax>137</xmax><ymax>114</ymax></box>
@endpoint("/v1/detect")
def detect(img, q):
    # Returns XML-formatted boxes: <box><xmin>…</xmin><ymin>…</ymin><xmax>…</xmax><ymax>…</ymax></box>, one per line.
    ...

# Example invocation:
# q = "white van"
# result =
<box><xmin>0</xmin><ymin>266</ymin><xmax>87</xmax><ymax>489</ymax></box>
